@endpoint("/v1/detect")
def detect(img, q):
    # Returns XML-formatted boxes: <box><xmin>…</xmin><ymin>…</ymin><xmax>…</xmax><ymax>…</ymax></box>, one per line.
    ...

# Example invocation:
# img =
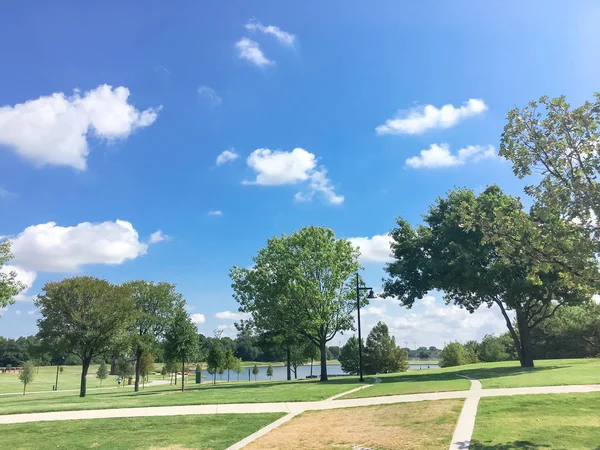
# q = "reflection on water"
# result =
<box><xmin>198</xmin><ymin>363</ymin><xmax>440</xmax><ymax>382</ymax></box>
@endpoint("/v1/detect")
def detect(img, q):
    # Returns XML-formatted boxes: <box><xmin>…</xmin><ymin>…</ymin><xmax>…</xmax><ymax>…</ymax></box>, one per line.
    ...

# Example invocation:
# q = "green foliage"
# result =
<box><xmin>18</xmin><ymin>361</ymin><xmax>35</xmax><ymax>395</ymax></box>
<box><xmin>252</xmin><ymin>364</ymin><xmax>259</xmax><ymax>380</ymax></box>
<box><xmin>206</xmin><ymin>341</ymin><xmax>225</xmax><ymax>384</ymax></box>
<box><xmin>96</xmin><ymin>361</ymin><xmax>109</xmax><ymax>385</ymax></box>
<box><xmin>266</xmin><ymin>364</ymin><xmax>273</xmax><ymax>379</ymax></box>
<box><xmin>224</xmin><ymin>349</ymin><xmax>236</xmax><ymax>382</ymax></box>
<box><xmin>339</xmin><ymin>336</ymin><xmax>361</xmax><ymax>375</ymax></box>
<box><xmin>363</xmin><ymin>322</ymin><xmax>408</xmax><ymax>374</ymax></box>
<box><xmin>478</xmin><ymin>335</ymin><xmax>509</xmax><ymax>362</ymax></box>
<box><xmin>328</xmin><ymin>346</ymin><xmax>341</xmax><ymax>359</ymax></box>
<box><xmin>139</xmin><ymin>352</ymin><xmax>154</xmax><ymax>385</ymax></box>
<box><xmin>233</xmin><ymin>358</ymin><xmax>245</xmax><ymax>381</ymax></box>
<box><xmin>439</xmin><ymin>342</ymin><xmax>468</xmax><ymax>368</ymax></box>
<box><xmin>383</xmin><ymin>186</ymin><xmax>598</xmax><ymax>368</ymax></box>
<box><xmin>0</xmin><ymin>241</ymin><xmax>25</xmax><ymax>311</ymax></box>
<box><xmin>164</xmin><ymin>306</ymin><xmax>199</xmax><ymax>391</ymax></box>
<box><xmin>231</xmin><ymin>226</ymin><xmax>361</xmax><ymax>381</ymax></box>
<box><xmin>123</xmin><ymin>280</ymin><xmax>184</xmax><ymax>392</ymax></box>
<box><xmin>160</xmin><ymin>365</ymin><xmax>168</xmax><ymax>379</ymax></box>
<box><xmin>463</xmin><ymin>340</ymin><xmax>480</xmax><ymax>364</ymax></box>
<box><xmin>116</xmin><ymin>358</ymin><xmax>134</xmax><ymax>379</ymax></box>
<box><xmin>35</xmin><ymin>276</ymin><xmax>135</xmax><ymax>397</ymax></box>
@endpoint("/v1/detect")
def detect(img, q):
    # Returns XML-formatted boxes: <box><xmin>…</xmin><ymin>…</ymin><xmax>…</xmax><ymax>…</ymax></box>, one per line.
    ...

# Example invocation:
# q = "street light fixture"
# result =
<box><xmin>355</xmin><ymin>273</ymin><xmax>376</xmax><ymax>382</ymax></box>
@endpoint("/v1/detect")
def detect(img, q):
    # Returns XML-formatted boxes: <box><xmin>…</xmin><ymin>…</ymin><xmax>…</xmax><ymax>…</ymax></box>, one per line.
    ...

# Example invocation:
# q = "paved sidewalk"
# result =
<box><xmin>1</xmin><ymin>383</ymin><xmax>598</xmax><ymax>425</ymax></box>
<box><xmin>449</xmin><ymin>376</ymin><xmax>482</xmax><ymax>450</ymax></box>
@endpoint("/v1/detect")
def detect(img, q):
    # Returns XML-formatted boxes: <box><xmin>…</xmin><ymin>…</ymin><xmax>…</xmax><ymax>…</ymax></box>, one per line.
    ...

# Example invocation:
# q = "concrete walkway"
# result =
<box><xmin>1</xmin><ymin>382</ymin><xmax>598</xmax><ymax>425</ymax></box>
<box><xmin>449</xmin><ymin>376</ymin><xmax>482</xmax><ymax>450</ymax></box>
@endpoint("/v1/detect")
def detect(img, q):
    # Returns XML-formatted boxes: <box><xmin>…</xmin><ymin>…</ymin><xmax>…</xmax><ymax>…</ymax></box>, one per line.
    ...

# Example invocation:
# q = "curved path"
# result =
<box><xmin>0</xmin><ymin>382</ymin><xmax>598</xmax><ymax>425</ymax></box>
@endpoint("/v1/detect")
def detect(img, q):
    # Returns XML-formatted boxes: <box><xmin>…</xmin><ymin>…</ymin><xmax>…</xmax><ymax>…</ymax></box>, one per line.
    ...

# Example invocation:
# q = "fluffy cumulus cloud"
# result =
<box><xmin>207</xmin><ymin>210</ymin><xmax>223</xmax><ymax>216</ymax></box>
<box><xmin>405</xmin><ymin>144</ymin><xmax>496</xmax><ymax>169</ymax></box>
<box><xmin>148</xmin><ymin>230</ymin><xmax>170</xmax><ymax>244</ymax></box>
<box><xmin>0</xmin><ymin>264</ymin><xmax>37</xmax><ymax>302</ymax></box>
<box><xmin>245</xmin><ymin>147</ymin><xmax>343</xmax><ymax>204</ymax></box>
<box><xmin>190</xmin><ymin>313</ymin><xmax>206</xmax><ymax>325</ymax></box>
<box><xmin>198</xmin><ymin>86</ymin><xmax>222</xmax><ymax>107</ymax></box>
<box><xmin>215</xmin><ymin>310</ymin><xmax>250</xmax><ymax>320</ymax></box>
<box><xmin>348</xmin><ymin>234</ymin><xmax>393</xmax><ymax>263</ymax></box>
<box><xmin>9</xmin><ymin>220</ymin><xmax>148</xmax><ymax>272</ymax></box>
<box><xmin>352</xmin><ymin>294</ymin><xmax>510</xmax><ymax>348</ymax></box>
<box><xmin>0</xmin><ymin>84</ymin><xmax>160</xmax><ymax>170</ymax></box>
<box><xmin>245</xmin><ymin>20</ymin><xmax>296</xmax><ymax>46</ymax></box>
<box><xmin>235</xmin><ymin>38</ymin><xmax>274</xmax><ymax>67</ymax></box>
<box><xmin>216</xmin><ymin>149</ymin><xmax>239</xmax><ymax>165</ymax></box>
<box><xmin>376</xmin><ymin>99</ymin><xmax>487</xmax><ymax>135</ymax></box>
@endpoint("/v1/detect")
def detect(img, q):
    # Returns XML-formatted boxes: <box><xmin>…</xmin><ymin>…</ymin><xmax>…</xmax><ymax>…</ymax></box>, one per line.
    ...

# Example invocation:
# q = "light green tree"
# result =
<box><xmin>164</xmin><ymin>306</ymin><xmax>199</xmax><ymax>392</ymax></box>
<box><xmin>207</xmin><ymin>342</ymin><xmax>225</xmax><ymax>385</ymax></box>
<box><xmin>96</xmin><ymin>361</ymin><xmax>109</xmax><ymax>386</ymax></box>
<box><xmin>35</xmin><ymin>277</ymin><xmax>135</xmax><ymax>397</ymax></box>
<box><xmin>224</xmin><ymin>349</ymin><xmax>236</xmax><ymax>382</ymax></box>
<box><xmin>160</xmin><ymin>365</ymin><xmax>168</xmax><ymax>379</ymax></box>
<box><xmin>266</xmin><ymin>364</ymin><xmax>273</xmax><ymax>380</ymax></box>
<box><xmin>439</xmin><ymin>343</ymin><xmax>468</xmax><ymax>368</ymax></box>
<box><xmin>139</xmin><ymin>352</ymin><xmax>154</xmax><ymax>388</ymax></box>
<box><xmin>0</xmin><ymin>241</ymin><xmax>25</xmax><ymax>313</ymax></box>
<box><xmin>252</xmin><ymin>364</ymin><xmax>259</xmax><ymax>381</ymax></box>
<box><xmin>124</xmin><ymin>281</ymin><xmax>184</xmax><ymax>392</ymax></box>
<box><xmin>19</xmin><ymin>361</ymin><xmax>35</xmax><ymax>395</ymax></box>
<box><xmin>233</xmin><ymin>358</ymin><xmax>245</xmax><ymax>381</ymax></box>
<box><xmin>231</xmin><ymin>226</ymin><xmax>362</xmax><ymax>382</ymax></box>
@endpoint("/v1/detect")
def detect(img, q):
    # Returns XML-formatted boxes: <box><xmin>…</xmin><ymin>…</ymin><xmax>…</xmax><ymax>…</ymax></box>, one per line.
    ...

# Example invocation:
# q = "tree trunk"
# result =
<box><xmin>134</xmin><ymin>347</ymin><xmax>142</xmax><ymax>393</ymax></box>
<box><xmin>319</xmin><ymin>338</ymin><xmax>328</xmax><ymax>382</ymax></box>
<box><xmin>286</xmin><ymin>346</ymin><xmax>291</xmax><ymax>381</ymax></box>
<box><xmin>495</xmin><ymin>300</ymin><xmax>525</xmax><ymax>366</ymax></box>
<box><xmin>181</xmin><ymin>361</ymin><xmax>185</xmax><ymax>392</ymax></box>
<box><xmin>80</xmin><ymin>357</ymin><xmax>91</xmax><ymax>398</ymax></box>
<box><xmin>310</xmin><ymin>358</ymin><xmax>313</xmax><ymax>377</ymax></box>
<box><xmin>516</xmin><ymin>309</ymin><xmax>535</xmax><ymax>368</ymax></box>
<box><xmin>175</xmin><ymin>371</ymin><xmax>177</xmax><ymax>385</ymax></box>
<box><xmin>23</xmin><ymin>383</ymin><xmax>26</xmax><ymax>396</ymax></box>
<box><xmin>227</xmin><ymin>370</ymin><xmax>230</xmax><ymax>382</ymax></box>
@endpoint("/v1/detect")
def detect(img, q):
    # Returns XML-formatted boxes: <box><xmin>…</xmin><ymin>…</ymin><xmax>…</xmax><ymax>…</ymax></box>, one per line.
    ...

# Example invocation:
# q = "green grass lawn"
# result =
<box><xmin>0</xmin><ymin>413</ymin><xmax>284</xmax><ymax>450</ymax></box>
<box><xmin>471</xmin><ymin>392</ymin><xmax>600</xmax><ymax>449</ymax></box>
<box><xmin>0</xmin><ymin>376</ymin><xmax>368</xmax><ymax>415</ymax></box>
<box><xmin>339</xmin><ymin>358</ymin><xmax>600</xmax><ymax>400</ymax></box>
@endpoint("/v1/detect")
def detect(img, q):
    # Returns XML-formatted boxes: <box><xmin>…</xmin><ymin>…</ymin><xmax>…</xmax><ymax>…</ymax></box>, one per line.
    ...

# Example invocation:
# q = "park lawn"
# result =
<box><xmin>0</xmin><ymin>376</ymin><xmax>366</xmax><ymax>415</ymax></box>
<box><xmin>471</xmin><ymin>392</ymin><xmax>600</xmax><ymax>449</ymax></box>
<box><xmin>339</xmin><ymin>358</ymin><xmax>600</xmax><ymax>400</ymax></box>
<box><xmin>0</xmin><ymin>413</ymin><xmax>284</xmax><ymax>450</ymax></box>
<box><xmin>245</xmin><ymin>399</ymin><xmax>463</xmax><ymax>449</ymax></box>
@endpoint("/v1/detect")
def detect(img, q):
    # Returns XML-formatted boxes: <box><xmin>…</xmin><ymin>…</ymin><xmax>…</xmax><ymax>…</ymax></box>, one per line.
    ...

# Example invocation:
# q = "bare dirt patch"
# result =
<box><xmin>245</xmin><ymin>399</ymin><xmax>462</xmax><ymax>450</ymax></box>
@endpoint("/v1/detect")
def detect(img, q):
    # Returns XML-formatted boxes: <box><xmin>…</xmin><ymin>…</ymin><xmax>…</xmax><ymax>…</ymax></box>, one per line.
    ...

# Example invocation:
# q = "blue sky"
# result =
<box><xmin>1</xmin><ymin>1</ymin><xmax>600</xmax><ymax>346</ymax></box>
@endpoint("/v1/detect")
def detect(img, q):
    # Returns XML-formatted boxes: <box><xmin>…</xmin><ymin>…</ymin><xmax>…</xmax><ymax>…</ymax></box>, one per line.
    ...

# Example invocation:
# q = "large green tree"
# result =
<box><xmin>339</xmin><ymin>336</ymin><xmax>361</xmax><ymax>375</ymax></box>
<box><xmin>35</xmin><ymin>276</ymin><xmax>134</xmax><ymax>397</ymax></box>
<box><xmin>363</xmin><ymin>321</ymin><xmax>408</xmax><ymax>374</ymax></box>
<box><xmin>124</xmin><ymin>280</ymin><xmax>183</xmax><ymax>392</ymax></box>
<box><xmin>164</xmin><ymin>305</ymin><xmax>199</xmax><ymax>392</ymax></box>
<box><xmin>231</xmin><ymin>226</ymin><xmax>362</xmax><ymax>381</ymax></box>
<box><xmin>383</xmin><ymin>186</ymin><xmax>597</xmax><ymax>367</ymax></box>
<box><xmin>0</xmin><ymin>241</ymin><xmax>25</xmax><ymax>312</ymax></box>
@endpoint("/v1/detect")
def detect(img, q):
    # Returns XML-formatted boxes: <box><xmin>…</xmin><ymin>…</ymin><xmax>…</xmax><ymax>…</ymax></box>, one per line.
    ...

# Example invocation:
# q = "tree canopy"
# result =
<box><xmin>231</xmin><ymin>226</ymin><xmax>362</xmax><ymax>381</ymax></box>
<box><xmin>163</xmin><ymin>305</ymin><xmax>199</xmax><ymax>392</ymax></box>
<box><xmin>383</xmin><ymin>186</ymin><xmax>598</xmax><ymax>367</ymax></box>
<box><xmin>0</xmin><ymin>241</ymin><xmax>25</xmax><ymax>312</ymax></box>
<box><xmin>35</xmin><ymin>276</ymin><xmax>134</xmax><ymax>396</ymax></box>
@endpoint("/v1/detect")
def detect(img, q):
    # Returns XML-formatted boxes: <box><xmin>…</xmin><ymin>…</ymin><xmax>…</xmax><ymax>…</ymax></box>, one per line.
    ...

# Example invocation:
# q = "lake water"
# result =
<box><xmin>199</xmin><ymin>363</ymin><xmax>440</xmax><ymax>382</ymax></box>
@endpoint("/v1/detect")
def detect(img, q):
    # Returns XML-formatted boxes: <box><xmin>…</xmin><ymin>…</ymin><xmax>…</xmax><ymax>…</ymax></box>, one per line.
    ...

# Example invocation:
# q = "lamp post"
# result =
<box><xmin>355</xmin><ymin>273</ymin><xmax>376</xmax><ymax>382</ymax></box>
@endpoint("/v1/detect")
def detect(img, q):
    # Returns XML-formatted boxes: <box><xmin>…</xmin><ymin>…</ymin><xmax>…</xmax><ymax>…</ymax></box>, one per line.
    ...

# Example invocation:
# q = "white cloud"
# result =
<box><xmin>215</xmin><ymin>323</ymin><xmax>237</xmax><ymax>338</ymax></box>
<box><xmin>207</xmin><ymin>210</ymin><xmax>223</xmax><ymax>216</ymax></box>
<box><xmin>198</xmin><ymin>86</ymin><xmax>222</xmax><ymax>107</ymax></box>
<box><xmin>0</xmin><ymin>186</ymin><xmax>16</xmax><ymax>198</ymax></box>
<box><xmin>245</xmin><ymin>147</ymin><xmax>343</xmax><ymax>204</ymax></box>
<box><xmin>9</xmin><ymin>220</ymin><xmax>148</xmax><ymax>272</ymax></box>
<box><xmin>235</xmin><ymin>38</ymin><xmax>274</xmax><ymax>67</ymax></box>
<box><xmin>245</xmin><ymin>20</ymin><xmax>296</xmax><ymax>46</ymax></box>
<box><xmin>0</xmin><ymin>264</ymin><xmax>37</xmax><ymax>302</ymax></box>
<box><xmin>27</xmin><ymin>309</ymin><xmax>37</xmax><ymax>316</ymax></box>
<box><xmin>376</xmin><ymin>99</ymin><xmax>487</xmax><ymax>135</ymax></box>
<box><xmin>348</xmin><ymin>235</ymin><xmax>393</xmax><ymax>263</ymax></box>
<box><xmin>405</xmin><ymin>144</ymin><xmax>496</xmax><ymax>169</ymax></box>
<box><xmin>215</xmin><ymin>310</ymin><xmax>250</xmax><ymax>320</ymax></box>
<box><xmin>149</xmin><ymin>230</ymin><xmax>170</xmax><ymax>244</ymax></box>
<box><xmin>15</xmin><ymin>310</ymin><xmax>21</xmax><ymax>315</ymax></box>
<box><xmin>216</xmin><ymin>149</ymin><xmax>239</xmax><ymax>165</ymax></box>
<box><xmin>0</xmin><ymin>84</ymin><xmax>160</xmax><ymax>170</ymax></box>
<box><xmin>190</xmin><ymin>313</ymin><xmax>206</xmax><ymax>325</ymax></box>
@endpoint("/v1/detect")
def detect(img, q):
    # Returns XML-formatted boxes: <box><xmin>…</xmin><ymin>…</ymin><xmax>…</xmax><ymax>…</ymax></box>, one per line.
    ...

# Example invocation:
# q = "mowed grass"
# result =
<box><xmin>339</xmin><ymin>358</ymin><xmax>600</xmax><ymax>400</ymax></box>
<box><xmin>0</xmin><ymin>376</ymin><xmax>367</xmax><ymax>415</ymax></box>
<box><xmin>471</xmin><ymin>392</ymin><xmax>600</xmax><ymax>449</ymax></box>
<box><xmin>0</xmin><ymin>413</ymin><xmax>284</xmax><ymax>450</ymax></box>
<box><xmin>245</xmin><ymin>399</ymin><xmax>463</xmax><ymax>449</ymax></box>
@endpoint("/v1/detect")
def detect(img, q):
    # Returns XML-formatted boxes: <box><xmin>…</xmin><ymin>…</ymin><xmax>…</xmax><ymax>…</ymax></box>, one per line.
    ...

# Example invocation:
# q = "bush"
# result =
<box><xmin>439</xmin><ymin>342</ymin><xmax>468</xmax><ymax>367</ymax></box>
<box><xmin>479</xmin><ymin>335</ymin><xmax>509</xmax><ymax>362</ymax></box>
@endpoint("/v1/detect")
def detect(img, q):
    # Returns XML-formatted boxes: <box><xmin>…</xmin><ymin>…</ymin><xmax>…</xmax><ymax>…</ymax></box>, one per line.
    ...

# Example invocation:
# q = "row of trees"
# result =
<box><xmin>339</xmin><ymin>322</ymin><xmax>409</xmax><ymax>375</ymax></box>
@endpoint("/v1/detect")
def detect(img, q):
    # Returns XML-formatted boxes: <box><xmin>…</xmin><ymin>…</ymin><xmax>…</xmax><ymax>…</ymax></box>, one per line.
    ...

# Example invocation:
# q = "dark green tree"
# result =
<box><xmin>224</xmin><ymin>349</ymin><xmax>236</xmax><ymax>382</ymax></box>
<box><xmin>252</xmin><ymin>364</ymin><xmax>259</xmax><ymax>381</ymax></box>
<box><xmin>383</xmin><ymin>186</ymin><xmax>598</xmax><ymax>367</ymax></box>
<box><xmin>339</xmin><ymin>336</ymin><xmax>361</xmax><ymax>375</ymax></box>
<box><xmin>266</xmin><ymin>364</ymin><xmax>273</xmax><ymax>380</ymax></box>
<box><xmin>206</xmin><ymin>341</ymin><xmax>225</xmax><ymax>385</ymax></box>
<box><xmin>164</xmin><ymin>306</ymin><xmax>199</xmax><ymax>392</ymax></box>
<box><xmin>363</xmin><ymin>322</ymin><xmax>407</xmax><ymax>374</ymax></box>
<box><xmin>35</xmin><ymin>277</ymin><xmax>134</xmax><ymax>397</ymax></box>
<box><xmin>478</xmin><ymin>335</ymin><xmax>509</xmax><ymax>362</ymax></box>
<box><xmin>231</xmin><ymin>226</ymin><xmax>362</xmax><ymax>381</ymax></box>
<box><xmin>124</xmin><ymin>280</ymin><xmax>183</xmax><ymax>392</ymax></box>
